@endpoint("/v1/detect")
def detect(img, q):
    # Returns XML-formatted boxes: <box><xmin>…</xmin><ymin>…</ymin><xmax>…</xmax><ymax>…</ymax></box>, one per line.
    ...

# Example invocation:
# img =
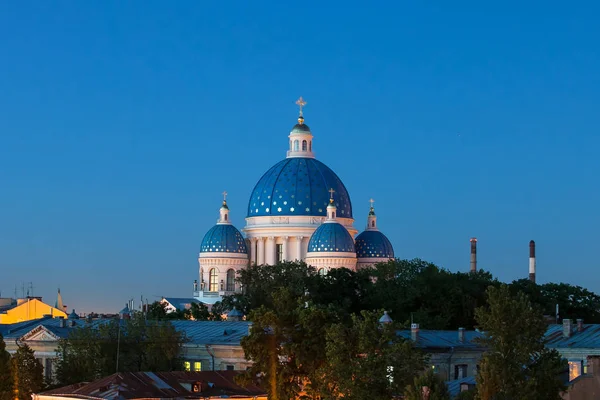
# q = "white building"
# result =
<box><xmin>194</xmin><ymin>98</ymin><xmax>395</xmax><ymax>304</ymax></box>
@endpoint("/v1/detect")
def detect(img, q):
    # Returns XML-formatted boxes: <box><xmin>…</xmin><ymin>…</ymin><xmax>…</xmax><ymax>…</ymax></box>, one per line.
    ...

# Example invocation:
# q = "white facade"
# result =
<box><xmin>194</xmin><ymin>100</ymin><xmax>394</xmax><ymax>304</ymax></box>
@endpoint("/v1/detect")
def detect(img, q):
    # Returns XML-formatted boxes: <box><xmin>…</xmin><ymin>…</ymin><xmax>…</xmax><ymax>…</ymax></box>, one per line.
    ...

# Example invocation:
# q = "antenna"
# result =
<box><xmin>29</xmin><ymin>282</ymin><xmax>34</xmax><ymax>297</ymax></box>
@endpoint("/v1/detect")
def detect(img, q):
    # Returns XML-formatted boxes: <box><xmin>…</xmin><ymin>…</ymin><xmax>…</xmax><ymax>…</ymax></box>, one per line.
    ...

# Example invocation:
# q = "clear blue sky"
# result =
<box><xmin>1</xmin><ymin>2</ymin><xmax>599</xmax><ymax>313</ymax></box>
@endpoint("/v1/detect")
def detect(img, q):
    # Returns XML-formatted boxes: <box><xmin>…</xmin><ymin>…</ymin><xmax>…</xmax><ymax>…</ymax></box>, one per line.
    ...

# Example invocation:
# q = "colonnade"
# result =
<box><xmin>247</xmin><ymin>236</ymin><xmax>308</xmax><ymax>265</ymax></box>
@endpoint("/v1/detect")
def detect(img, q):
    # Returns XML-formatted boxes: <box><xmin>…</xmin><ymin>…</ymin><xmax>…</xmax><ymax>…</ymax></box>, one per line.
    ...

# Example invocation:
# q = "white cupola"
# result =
<box><xmin>287</xmin><ymin>96</ymin><xmax>315</xmax><ymax>158</ymax></box>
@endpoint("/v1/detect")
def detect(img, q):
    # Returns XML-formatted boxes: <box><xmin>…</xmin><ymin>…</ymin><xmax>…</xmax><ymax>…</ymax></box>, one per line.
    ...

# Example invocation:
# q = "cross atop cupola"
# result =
<box><xmin>326</xmin><ymin>188</ymin><xmax>337</xmax><ymax>221</ymax></box>
<box><xmin>287</xmin><ymin>96</ymin><xmax>315</xmax><ymax>159</ymax></box>
<box><xmin>218</xmin><ymin>191</ymin><xmax>231</xmax><ymax>224</ymax></box>
<box><xmin>366</xmin><ymin>198</ymin><xmax>378</xmax><ymax>231</ymax></box>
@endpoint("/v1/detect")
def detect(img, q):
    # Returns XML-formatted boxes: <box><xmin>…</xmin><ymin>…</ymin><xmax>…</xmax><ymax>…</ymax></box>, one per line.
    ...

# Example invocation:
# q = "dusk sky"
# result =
<box><xmin>1</xmin><ymin>2</ymin><xmax>599</xmax><ymax>313</ymax></box>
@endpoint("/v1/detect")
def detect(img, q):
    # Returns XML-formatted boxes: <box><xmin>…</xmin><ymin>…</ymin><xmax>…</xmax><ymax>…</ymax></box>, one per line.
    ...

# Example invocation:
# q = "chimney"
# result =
<box><xmin>529</xmin><ymin>240</ymin><xmax>536</xmax><ymax>283</ymax></box>
<box><xmin>577</xmin><ymin>319</ymin><xmax>584</xmax><ymax>332</ymax></box>
<box><xmin>470</xmin><ymin>238</ymin><xmax>477</xmax><ymax>273</ymax></box>
<box><xmin>411</xmin><ymin>323</ymin><xmax>419</xmax><ymax>342</ymax></box>
<box><xmin>563</xmin><ymin>319</ymin><xmax>573</xmax><ymax>338</ymax></box>
<box><xmin>458</xmin><ymin>327</ymin><xmax>465</xmax><ymax>343</ymax></box>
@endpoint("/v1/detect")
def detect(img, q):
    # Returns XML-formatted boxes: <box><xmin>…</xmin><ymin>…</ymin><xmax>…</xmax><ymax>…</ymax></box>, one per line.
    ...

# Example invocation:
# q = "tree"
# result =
<box><xmin>404</xmin><ymin>369</ymin><xmax>451</xmax><ymax>400</ymax></box>
<box><xmin>0</xmin><ymin>333</ymin><xmax>12</xmax><ymax>400</ymax></box>
<box><xmin>11</xmin><ymin>344</ymin><xmax>44</xmax><ymax>400</ymax></box>
<box><xmin>474</xmin><ymin>285</ymin><xmax>567</xmax><ymax>400</ymax></box>
<box><xmin>322</xmin><ymin>310</ymin><xmax>426</xmax><ymax>400</ymax></box>
<box><xmin>55</xmin><ymin>314</ymin><xmax>187</xmax><ymax>385</ymax></box>
<box><xmin>238</xmin><ymin>287</ymin><xmax>337</xmax><ymax>399</ymax></box>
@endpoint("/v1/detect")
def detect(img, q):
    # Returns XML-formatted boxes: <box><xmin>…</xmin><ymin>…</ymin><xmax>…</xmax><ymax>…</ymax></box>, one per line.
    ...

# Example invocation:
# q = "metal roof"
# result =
<box><xmin>38</xmin><ymin>371</ymin><xmax>266</xmax><ymax>399</ymax></box>
<box><xmin>396</xmin><ymin>329</ymin><xmax>486</xmax><ymax>350</ymax></box>
<box><xmin>545</xmin><ymin>324</ymin><xmax>600</xmax><ymax>349</ymax></box>
<box><xmin>446</xmin><ymin>376</ymin><xmax>476</xmax><ymax>398</ymax></box>
<box><xmin>1</xmin><ymin>317</ymin><xmax>250</xmax><ymax>346</ymax></box>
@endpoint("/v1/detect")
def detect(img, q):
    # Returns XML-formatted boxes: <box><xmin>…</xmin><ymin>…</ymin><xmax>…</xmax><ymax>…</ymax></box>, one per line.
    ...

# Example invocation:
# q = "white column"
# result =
<box><xmin>296</xmin><ymin>236</ymin><xmax>304</xmax><ymax>261</ymax></box>
<box><xmin>249</xmin><ymin>238</ymin><xmax>256</xmax><ymax>265</ymax></box>
<box><xmin>257</xmin><ymin>237</ymin><xmax>265</xmax><ymax>265</ymax></box>
<box><xmin>266</xmin><ymin>237</ymin><xmax>275</xmax><ymax>265</ymax></box>
<box><xmin>282</xmin><ymin>236</ymin><xmax>289</xmax><ymax>261</ymax></box>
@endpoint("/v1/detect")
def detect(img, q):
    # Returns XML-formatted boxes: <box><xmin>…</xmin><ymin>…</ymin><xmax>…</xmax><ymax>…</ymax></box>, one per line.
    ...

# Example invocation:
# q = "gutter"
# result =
<box><xmin>205</xmin><ymin>345</ymin><xmax>216</xmax><ymax>371</ymax></box>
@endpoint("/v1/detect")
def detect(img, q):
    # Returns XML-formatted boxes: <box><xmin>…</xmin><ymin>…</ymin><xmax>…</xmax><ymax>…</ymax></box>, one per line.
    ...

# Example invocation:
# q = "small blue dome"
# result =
<box><xmin>291</xmin><ymin>123</ymin><xmax>311</xmax><ymax>133</ymax></box>
<box><xmin>248</xmin><ymin>158</ymin><xmax>352</xmax><ymax>218</ymax></box>
<box><xmin>308</xmin><ymin>222</ymin><xmax>355</xmax><ymax>253</ymax></box>
<box><xmin>355</xmin><ymin>230</ymin><xmax>394</xmax><ymax>258</ymax></box>
<box><xmin>200</xmin><ymin>224</ymin><xmax>248</xmax><ymax>254</ymax></box>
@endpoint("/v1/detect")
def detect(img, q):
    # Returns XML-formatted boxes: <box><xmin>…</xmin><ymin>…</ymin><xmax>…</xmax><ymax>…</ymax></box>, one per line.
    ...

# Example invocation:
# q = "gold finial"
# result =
<box><xmin>295</xmin><ymin>96</ymin><xmax>307</xmax><ymax>124</ymax></box>
<box><xmin>329</xmin><ymin>188</ymin><xmax>335</xmax><ymax>204</ymax></box>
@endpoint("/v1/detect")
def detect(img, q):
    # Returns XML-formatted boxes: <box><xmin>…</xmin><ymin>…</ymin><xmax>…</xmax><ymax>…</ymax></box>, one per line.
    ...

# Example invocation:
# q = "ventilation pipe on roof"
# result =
<box><xmin>411</xmin><ymin>323</ymin><xmax>419</xmax><ymax>342</ymax></box>
<box><xmin>458</xmin><ymin>327</ymin><xmax>465</xmax><ymax>343</ymax></box>
<box><xmin>563</xmin><ymin>319</ymin><xmax>573</xmax><ymax>338</ymax></box>
<box><xmin>577</xmin><ymin>319</ymin><xmax>584</xmax><ymax>332</ymax></box>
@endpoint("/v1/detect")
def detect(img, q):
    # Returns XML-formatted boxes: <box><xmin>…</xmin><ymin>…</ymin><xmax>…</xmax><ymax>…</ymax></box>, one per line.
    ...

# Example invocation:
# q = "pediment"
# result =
<box><xmin>20</xmin><ymin>325</ymin><xmax>60</xmax><ymax>342</ymax></box>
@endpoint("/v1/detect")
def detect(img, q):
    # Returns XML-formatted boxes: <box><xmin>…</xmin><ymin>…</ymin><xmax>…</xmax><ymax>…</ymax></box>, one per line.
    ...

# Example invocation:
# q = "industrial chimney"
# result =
<box><xmin>470</xmin><ymin>238</ymin><xmax>477</xmax><ymax>273</ymax></box>
<box><xmin>529</xmin><ymin>240</ymin><xmax>536</xmax><ymax>283</ymax></box>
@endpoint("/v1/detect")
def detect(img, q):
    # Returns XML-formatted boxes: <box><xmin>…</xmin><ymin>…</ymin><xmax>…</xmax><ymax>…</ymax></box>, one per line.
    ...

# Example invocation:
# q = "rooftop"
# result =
<box><xmin>37</xmin><ymin>371</ymin><xmax>266</xmax><ymax>400</ymax></box>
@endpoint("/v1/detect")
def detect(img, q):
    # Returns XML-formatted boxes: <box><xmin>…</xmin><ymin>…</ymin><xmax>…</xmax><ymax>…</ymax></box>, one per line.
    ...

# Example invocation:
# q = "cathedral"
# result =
<box><xmin>194</xmin><ymin>98</ymin><xmax>395</xmax><ymax>304</ymax></box>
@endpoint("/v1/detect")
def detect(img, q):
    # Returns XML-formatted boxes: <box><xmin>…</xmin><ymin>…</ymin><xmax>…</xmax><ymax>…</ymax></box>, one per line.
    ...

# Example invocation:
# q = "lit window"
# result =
<box><xmin>194</xmin><ymin>361</ymin><xmax>202</xmax><ymax>371</ymax></box>
<box><xmin>276</xmin><ymin>244</ymin><xmax>283</xmax><ymax>262</ymax></box>
<box><xmin>226</xmin><ymin>269</ymin><xmax>235</xmax><ymax>292</ymax></box>
<box><xmin>184</xmin><ymin>361</ymin><xmax>191</xmax><ymax>371</ymax></box>
<box><xmin>209</xmin><ymin>269</ymin><xmax>219</xmax><ymax>292</ymax></box>
<box><xmin>569</xmin><ymin>361</ymin><xmax>582</xmax><ymax>381</ymax></box>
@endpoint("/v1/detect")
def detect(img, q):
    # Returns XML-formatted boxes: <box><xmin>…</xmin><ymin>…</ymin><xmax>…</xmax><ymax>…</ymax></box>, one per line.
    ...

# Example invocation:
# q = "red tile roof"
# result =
<box><xmin>38</xmin><ymin>371</ymin><xmax>266</xmax><ymax>399</ymax></box>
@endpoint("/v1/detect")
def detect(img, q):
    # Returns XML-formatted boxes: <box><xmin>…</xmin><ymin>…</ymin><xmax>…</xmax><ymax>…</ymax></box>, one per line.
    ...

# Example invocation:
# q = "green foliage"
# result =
<box><xmin>322</xmin><ymin>310</ymin><xmax>426</xmax><ymax>400</ymax></box>
<box><xmin>404</xmin><ymin>368</ymin><xmax>451</xmax><ymax>400</ymax></box>
<box><xmin>55</xmin><ymin>314</ymin><xmax>187</xmax><ymax>385</ymax></box>
<box><xmin>474</xmin><ymin>285</ymin><xmax>567</xmax><ymax>400</ymax></box>
<box><xmin>11</xmin><ymin>344</ymin><xmax>44</xmax><ymax>400</ymax></box>
<box><xmin>359</xmin><ymin>259</ymin><xmax>499</xmax><ymax>329</ymax></box>
<box><xmin>238</xmin><ymin>287</ymin><xmax>338</xmax><ymax>399</ymax></box>
<box><xmin>146</xmin><ymin>301</ymin><xmax>221</xmax><ymax>321</ymax></box>
<box><xmin>510</xmin><ymin>279</ymin><xmax>600</xmax><ymax>323</ymax></box>
<box><xmin>0</xmin><ymin>333</ymin><xmax>13</xmax><ymax>400</ymax></box>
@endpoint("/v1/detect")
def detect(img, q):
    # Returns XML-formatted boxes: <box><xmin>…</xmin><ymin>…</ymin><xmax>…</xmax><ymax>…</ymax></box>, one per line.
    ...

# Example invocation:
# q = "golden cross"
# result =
<box><xmin>222</xmin><ymin>191</ymin><xmax>228</xmax><ymax>201</ymax></box>
<box><xmin>295</xmin><ymin>96</ymin><xmax>307</xmax><ymax>116</ymax></box>
<box><xmin>369</xmin><ymin>198</ymin><xmax>375</xmax><ymax>208</ymax></box>
<box><xmin>329</xmin><ymin>188</ymin><xmax>335</xmax><ymax>200</ymax></box>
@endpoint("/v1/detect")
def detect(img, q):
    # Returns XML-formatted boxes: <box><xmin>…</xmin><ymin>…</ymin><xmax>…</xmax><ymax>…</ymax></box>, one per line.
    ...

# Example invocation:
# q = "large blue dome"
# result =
<box><xmin>355</xmin><ymin>230</ymin><xmax>394</xmax><ymax>258</ymax></box>
<box><xmin>200</xmin><ymin>225</ymin><xmax>248</xmax><ymax>254</ymax></box>
<box><xmin>308</xmin><ymin>222</ymin><xmax>356</xmax><ymax>253</ymax></box>
<box><xmin>248</xmin><ymin>158</ymin><xmax>352</xmax><ymax>218</ymax></box>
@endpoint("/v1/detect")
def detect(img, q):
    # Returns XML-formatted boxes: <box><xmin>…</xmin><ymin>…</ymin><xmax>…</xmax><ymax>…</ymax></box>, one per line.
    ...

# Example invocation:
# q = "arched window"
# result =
<box><xmin>309</xmin><ymin>141</ymin><xmax>312</xmax><ymax>151</ymax></box>
<box><xmin>371</xmin><ymin>221</ymin><xmax>375</xmax><ymax>227</ymax></box>
<box><xmin>226</xmin><ymin>269</ymin><xmax>235</xmax><ymax>291</ymax></box>
<box><xmin>293</xmin><ymin>140</ymin><xmax>299</xmax><ymax>151</ymax></box>
<box><xmin>302</xmin><ymin>140</ymin><xmax>307</xmax><ymax>151</ymax></box>
<box><xmin>224</xmin><ymin>214</ymin><xmax>228</xmax><ymax>221</ymax></box>
<box><xmin>209</xmin><ymin>268</ymin><xmax>219</xmax><ymax>292</ymax></box>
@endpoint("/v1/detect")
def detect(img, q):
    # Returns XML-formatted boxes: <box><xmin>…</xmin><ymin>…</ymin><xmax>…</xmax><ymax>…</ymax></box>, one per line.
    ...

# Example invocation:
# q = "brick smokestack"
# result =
<box><xmin>470</xmin><ymin>238</ymin><xmax>477</xmax><ymax>273</ymax></box>
<box><xmin>529</xmin><ymin>240</ymin><xmax>536</xmax><ymax>283</ymax></box>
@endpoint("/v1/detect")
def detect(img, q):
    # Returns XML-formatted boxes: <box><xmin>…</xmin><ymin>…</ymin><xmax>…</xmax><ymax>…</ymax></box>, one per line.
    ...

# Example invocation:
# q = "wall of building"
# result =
<box><xmin>0</xmin><ymin>299</ymin><xmax>66</xmax><ymax>324</ymax></box>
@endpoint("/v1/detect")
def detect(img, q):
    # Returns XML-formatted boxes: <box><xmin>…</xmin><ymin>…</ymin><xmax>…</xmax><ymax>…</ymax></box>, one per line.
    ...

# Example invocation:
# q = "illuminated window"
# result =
<box><xmin>184</xmin><ymin>361</ymin><xmax>191</xmax><ymax>371</ymax></box>
<box><xmin>226</xmin><ymin>269</ymin><xmax>235</xmax><ymax>292</ymax></box>
<box><xmin>276</xmin><ymin>244</ymin><xmax>283</xmax><ymax>262</ymax></box>
<box><xmin>209</xmin><ymin>269</ymin><xmax>218</xmax><ymax>292</ymax></box>
<box><xmin>194</xmin><ymin>361</ymin><xmax>202</xmax><ymax>371</ymax></box>
<box><xmin>569</xmin><ymin>361</ymin><xmax>582</xmax><ymax>381</ymax></box>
